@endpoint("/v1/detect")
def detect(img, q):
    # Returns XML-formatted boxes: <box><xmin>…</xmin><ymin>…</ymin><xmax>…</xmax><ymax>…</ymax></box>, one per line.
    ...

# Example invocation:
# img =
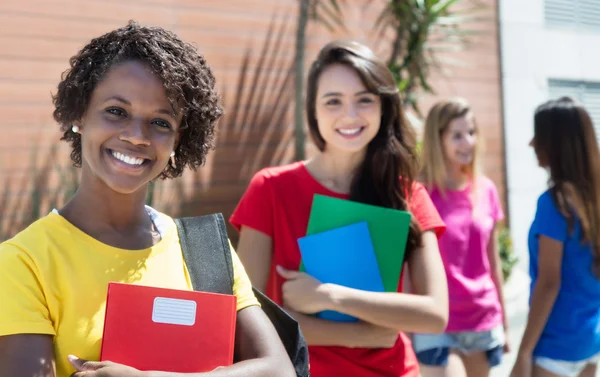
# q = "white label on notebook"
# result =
<box><xmin>152</xmin><ymin>297</ymin><xmax>197</xmax><ymax>326</ymax></box>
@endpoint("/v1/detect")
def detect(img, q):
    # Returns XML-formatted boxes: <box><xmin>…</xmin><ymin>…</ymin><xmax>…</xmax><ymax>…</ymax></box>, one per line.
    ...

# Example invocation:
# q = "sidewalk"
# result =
<box><xmin>490</xmin><ymin>267</ymin><xmax>530</xmax><ymax>377</ymax></box>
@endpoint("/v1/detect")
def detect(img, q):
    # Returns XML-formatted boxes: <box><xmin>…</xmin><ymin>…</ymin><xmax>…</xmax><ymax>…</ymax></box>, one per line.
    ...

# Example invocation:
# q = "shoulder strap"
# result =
<box><xmin>175</xmin><ymin>213</ymin><xmax>310</xmax><ymax>377</ymax></box>
<box><xmin>175</xmin><ymin>214</ymin><xmax>234</xmax><ymax>295</ymax></box>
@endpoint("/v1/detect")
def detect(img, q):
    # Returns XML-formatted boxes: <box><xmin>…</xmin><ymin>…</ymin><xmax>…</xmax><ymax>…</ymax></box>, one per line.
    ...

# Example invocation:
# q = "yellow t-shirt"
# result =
<box><xmin>0</xmin><ymin>211</ymin><xmax>259</xmax><ymax>377</ymax></box>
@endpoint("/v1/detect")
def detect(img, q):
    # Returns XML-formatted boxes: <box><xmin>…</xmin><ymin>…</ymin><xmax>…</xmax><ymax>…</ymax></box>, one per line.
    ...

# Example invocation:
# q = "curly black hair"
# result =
<box><xmin>52</xmin><ymin>20</ymin><xmax>223</xmax><ymax>179</ymax></box>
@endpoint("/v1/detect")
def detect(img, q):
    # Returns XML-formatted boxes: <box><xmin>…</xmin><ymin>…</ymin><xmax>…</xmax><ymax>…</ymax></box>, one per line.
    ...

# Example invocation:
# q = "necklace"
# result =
<box><xmin>147</xmin><ymin>210</ymin><xmax>162</xmax><ymax>241</ymax></box>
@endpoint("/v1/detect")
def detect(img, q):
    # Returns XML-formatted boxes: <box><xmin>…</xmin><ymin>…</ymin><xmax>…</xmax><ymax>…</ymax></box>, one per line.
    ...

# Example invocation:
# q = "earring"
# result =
<box><xmin>170</xmin><ymin>151</ymin><xmax>175</xmax><ymax>157</ymax></box>
<box><xmin>170</xmin><ymin>152</ymin><xmax>176</xmax><ymax>168</ymax></box>
<box><xmin>71</xmin><ymin>125</ymin><xmax>80</xmax><ymax>133</ymax></box>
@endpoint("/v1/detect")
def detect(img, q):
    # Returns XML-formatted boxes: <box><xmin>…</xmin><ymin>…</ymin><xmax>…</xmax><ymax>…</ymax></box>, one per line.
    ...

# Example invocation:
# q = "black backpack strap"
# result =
<box><xmin>175</xmin><ymin>213</ymin><xmax>310</xmax><ymax>377</ymax></box>
<box><xmin>174</xmin><ymin>214</ymin><xmax>233</xmax><ymax>295</ymax></box>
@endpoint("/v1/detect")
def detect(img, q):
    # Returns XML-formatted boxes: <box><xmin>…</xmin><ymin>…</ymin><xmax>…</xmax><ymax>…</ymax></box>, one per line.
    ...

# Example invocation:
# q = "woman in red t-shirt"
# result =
<box><xmin>230</xmin><ymin>40</ymin><xmax>448</xmax><ymax>377</ymax></box>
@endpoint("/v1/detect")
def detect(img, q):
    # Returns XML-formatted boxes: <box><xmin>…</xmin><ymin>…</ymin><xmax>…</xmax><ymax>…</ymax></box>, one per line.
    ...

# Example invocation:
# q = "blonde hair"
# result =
<box><xmin>420</xmin><ymin>98</ymin><xmax>482</xmax><ymax>194</ymax></box>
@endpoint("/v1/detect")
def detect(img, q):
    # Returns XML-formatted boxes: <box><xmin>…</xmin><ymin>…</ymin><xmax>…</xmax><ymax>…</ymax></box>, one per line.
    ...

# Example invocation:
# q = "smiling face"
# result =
<box><xmin>77</xmin><ymin>60</ymin><xmax>182</xmax><ymax>195</ymax></box>
<box><xmin>441</xmin><ymin>112</ymin><xmax>477</xmax><ymax>170</ymax></box>
<box><xmin>314</xmin><ymin>64</ymin><xmax>381</xmax><ymax>155</ymax></box>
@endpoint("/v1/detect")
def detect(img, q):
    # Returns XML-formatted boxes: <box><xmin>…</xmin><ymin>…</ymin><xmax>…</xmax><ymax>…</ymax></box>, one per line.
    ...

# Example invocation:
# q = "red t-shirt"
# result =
<box><xmin>230</xmin><ymin>162</ymin><xmax>445</xmax><ymax>377</ymax></box>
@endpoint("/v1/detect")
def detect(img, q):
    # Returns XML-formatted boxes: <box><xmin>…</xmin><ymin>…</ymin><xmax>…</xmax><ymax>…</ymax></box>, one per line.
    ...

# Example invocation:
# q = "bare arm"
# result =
<box><xmin>236</xmin><ymin>227</ymin><xmax>272</xmax><ymax>293</ymax></box>
<box><xmin>322</xmin><ymin>230</ymin><xmax>448</xmax><ymax>333</ymax></box>
<box><xmin>487</xmin><ymin>225</ymin><xmax>509</xmax><ymax>331</ymax></box>
<box><xmin>517</xmin><ymin>235</ymin><xmax>562</xmax><ymax>355</ymax></box>
<box><xmin>0</xmin><ymin>334</ymin><xmax>56</xmax><ymax>377</ymax></box>
<box><xmin>284</xmin><ymin>308</ymin><xmax>399</xmax><ymax>348</ymax></box>
<box><xmin>236</xmin><ymin>226</ymin><xmax>398</xmax><ymax>348</ymax></box>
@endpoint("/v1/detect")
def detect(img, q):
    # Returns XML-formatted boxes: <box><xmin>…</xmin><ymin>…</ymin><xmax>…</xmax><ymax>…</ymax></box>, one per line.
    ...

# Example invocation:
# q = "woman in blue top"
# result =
<box><xmin>510</xmin><ymin>97</ymin><xmax>600</xmax><ymax>377</ymax></box>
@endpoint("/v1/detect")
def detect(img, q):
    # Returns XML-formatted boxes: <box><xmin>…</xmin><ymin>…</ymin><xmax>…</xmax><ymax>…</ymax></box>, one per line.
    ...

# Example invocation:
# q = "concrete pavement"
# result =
<box><xmin>490</xmin><ymin>267</ymin><xmax>530</xmax><ymax>377</ymax></box>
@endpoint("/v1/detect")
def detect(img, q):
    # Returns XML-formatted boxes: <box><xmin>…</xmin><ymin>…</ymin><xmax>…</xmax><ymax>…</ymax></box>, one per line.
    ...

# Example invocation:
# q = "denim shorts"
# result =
<box><xmin>535</xmin><ymin>351</ymin><xmax>600</xmax><ymax>377</ymax></box>
<box><xmin>412</xmin><ymin>324</ymin><xmax>505</xmax><ymax>367</ymax></box>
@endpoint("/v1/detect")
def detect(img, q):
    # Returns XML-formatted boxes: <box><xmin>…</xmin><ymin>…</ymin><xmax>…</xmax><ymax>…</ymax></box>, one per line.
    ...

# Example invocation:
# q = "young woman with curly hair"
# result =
<box><xmin>230</xmin><ymin>40</ymin><xmax>448</xmax><ymax>377</ymax></box>
<box><xmin>0</xmin><ymin>21</ymin><xmax>295</xmax><ymax>377</ymax></box>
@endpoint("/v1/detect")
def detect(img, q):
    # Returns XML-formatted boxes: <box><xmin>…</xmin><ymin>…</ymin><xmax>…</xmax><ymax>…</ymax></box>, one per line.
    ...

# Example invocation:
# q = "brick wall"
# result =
<box><xmin>0</xmin><ymin>0</ymin><xmax>504</xmax><ymax>241</ymax></box>
<box><xmin>417</xmin><ymin>3</ymin><xmax>507</xmax><ymax>221</ymax></box>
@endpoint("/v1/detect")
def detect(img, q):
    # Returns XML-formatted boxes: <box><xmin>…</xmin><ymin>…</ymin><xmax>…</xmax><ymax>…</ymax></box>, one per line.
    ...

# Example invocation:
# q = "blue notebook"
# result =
<box><xmin>297</xmin><ymin>221</ymin><xmax>385</xmax><ymax>322</ymax></box>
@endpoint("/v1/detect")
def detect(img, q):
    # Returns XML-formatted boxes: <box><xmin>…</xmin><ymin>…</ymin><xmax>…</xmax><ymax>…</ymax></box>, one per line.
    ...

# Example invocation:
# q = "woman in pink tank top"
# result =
<box><xmin>411</xmin><ymin>98</ymin><xmax>508</xmax><ymax>377</ymax></box>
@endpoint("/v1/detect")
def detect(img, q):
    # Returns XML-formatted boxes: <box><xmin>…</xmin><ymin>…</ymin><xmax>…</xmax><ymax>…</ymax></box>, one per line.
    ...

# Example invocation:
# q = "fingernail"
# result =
<box><xmin>68</xmin><ymin>355</ymin><xmax>78</xmax><ymax>362</ymax></box>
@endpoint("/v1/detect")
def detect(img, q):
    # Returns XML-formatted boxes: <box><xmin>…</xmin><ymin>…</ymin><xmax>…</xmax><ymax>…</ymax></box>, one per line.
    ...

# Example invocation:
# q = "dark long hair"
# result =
<box><xmin>534</xmin><ymin>97</ymin><xmax>600</xmax><ymax>276</ymax></box>
<box><xmin>305</xmin><ymin>40</ymin><xmax>423</xmax><ymax>255</ymax></box>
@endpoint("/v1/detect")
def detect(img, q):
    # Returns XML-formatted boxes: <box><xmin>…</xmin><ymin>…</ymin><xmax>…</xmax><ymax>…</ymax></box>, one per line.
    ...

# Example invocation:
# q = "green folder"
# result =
<box><xmin>300</xmin><ymin>194</ymin><xmax>412</xmax><ymax>292</ymax></box>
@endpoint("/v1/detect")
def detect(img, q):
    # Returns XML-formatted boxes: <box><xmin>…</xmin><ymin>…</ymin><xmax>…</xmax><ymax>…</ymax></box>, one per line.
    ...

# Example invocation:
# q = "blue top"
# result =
<box><xmin>528</xmin><ymin>190</ymin><xmax>600</xmax><ymax>361</ymax></box>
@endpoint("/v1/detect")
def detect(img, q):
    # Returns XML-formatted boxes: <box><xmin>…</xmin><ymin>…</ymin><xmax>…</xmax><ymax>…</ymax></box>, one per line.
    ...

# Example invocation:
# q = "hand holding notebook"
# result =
<box><xmin>303</xmin><ymin>194</ymin><xmax>412</xmax><ymax>293</ymax></box>
<box><xmin>297</xmin><ymin>221</ymin><xmax>385</xmax><ymax>322</ymax></box>
<box><xmin>100</xmin><ymin>282</ymin><xmax>237</xmax><ymax>373</ymax></box>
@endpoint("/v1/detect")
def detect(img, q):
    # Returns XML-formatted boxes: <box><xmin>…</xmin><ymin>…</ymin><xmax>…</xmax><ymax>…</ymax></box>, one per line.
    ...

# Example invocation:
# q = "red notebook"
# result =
<box><xmin>100</xmin><ymin>282</ymin><xmax>237</xmax><ymax>373</ymax></box>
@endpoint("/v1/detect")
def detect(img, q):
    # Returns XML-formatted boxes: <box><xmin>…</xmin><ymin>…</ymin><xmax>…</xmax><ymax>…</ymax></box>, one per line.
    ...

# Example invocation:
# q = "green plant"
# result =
<box><xmin>372</xmin><ymin>0</ymin><xmax>488</xmax><ymax>114</ymax></box>
<box><xmin>498</xmin><ymin>223</ymin><xmax>518</xmax><ymax>282</ymax></box>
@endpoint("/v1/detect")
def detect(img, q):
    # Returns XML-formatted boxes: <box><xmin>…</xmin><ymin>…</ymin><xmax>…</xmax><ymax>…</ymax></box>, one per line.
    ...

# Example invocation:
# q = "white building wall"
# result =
<box><xmin>499</xmin><ymin>0</ymin><xmax>600</xmax><ymax>270</ymax></box>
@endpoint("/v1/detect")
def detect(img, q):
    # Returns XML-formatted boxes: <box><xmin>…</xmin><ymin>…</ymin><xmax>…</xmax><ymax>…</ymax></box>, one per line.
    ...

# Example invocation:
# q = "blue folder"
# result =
<box><xmin>297</xmin><ymin>221</ymin><xmax>385</xmax><ymax>322</ymax></box>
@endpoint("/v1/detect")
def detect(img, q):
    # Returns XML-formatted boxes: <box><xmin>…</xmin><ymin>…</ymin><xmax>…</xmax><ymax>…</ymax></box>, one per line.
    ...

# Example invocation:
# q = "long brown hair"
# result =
<box><xmin>305</xmin><ymin>40</ymin><xmax>423</xmax><ymax>255</ymax></box>
<box><xmin>534</xmin><ymin>97</ymin><xmax>600</xmax><ymax>275</ymax></box>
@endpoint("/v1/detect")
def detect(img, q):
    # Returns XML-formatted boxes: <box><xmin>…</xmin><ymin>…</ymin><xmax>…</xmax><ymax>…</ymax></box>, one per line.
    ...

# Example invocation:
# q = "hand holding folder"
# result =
<box><xmin>297</xmin><ymin>222</ymin><xmax>385</xmax><ymax>322</ymax></box>
<box><xmin>303</xmin><ymin>194</ymin><xmax>412</xmax><ymax>293</ymax></box>
<box><xmin>100</xmin><ymin>282</ymin><xmax>237</xmax><ymax>373</ymax></box>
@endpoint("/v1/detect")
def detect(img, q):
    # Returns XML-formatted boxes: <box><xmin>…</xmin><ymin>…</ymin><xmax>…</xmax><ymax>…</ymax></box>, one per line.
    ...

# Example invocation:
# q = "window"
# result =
<box><xmin>545</xmin><ymin>0</ymin><xmax>600</xmax><ymax>32</ymax></box>
<box><xmin>548</xmin><ymin>79</ymin><xmax>600</xmax><ymax>140</ymax></box>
